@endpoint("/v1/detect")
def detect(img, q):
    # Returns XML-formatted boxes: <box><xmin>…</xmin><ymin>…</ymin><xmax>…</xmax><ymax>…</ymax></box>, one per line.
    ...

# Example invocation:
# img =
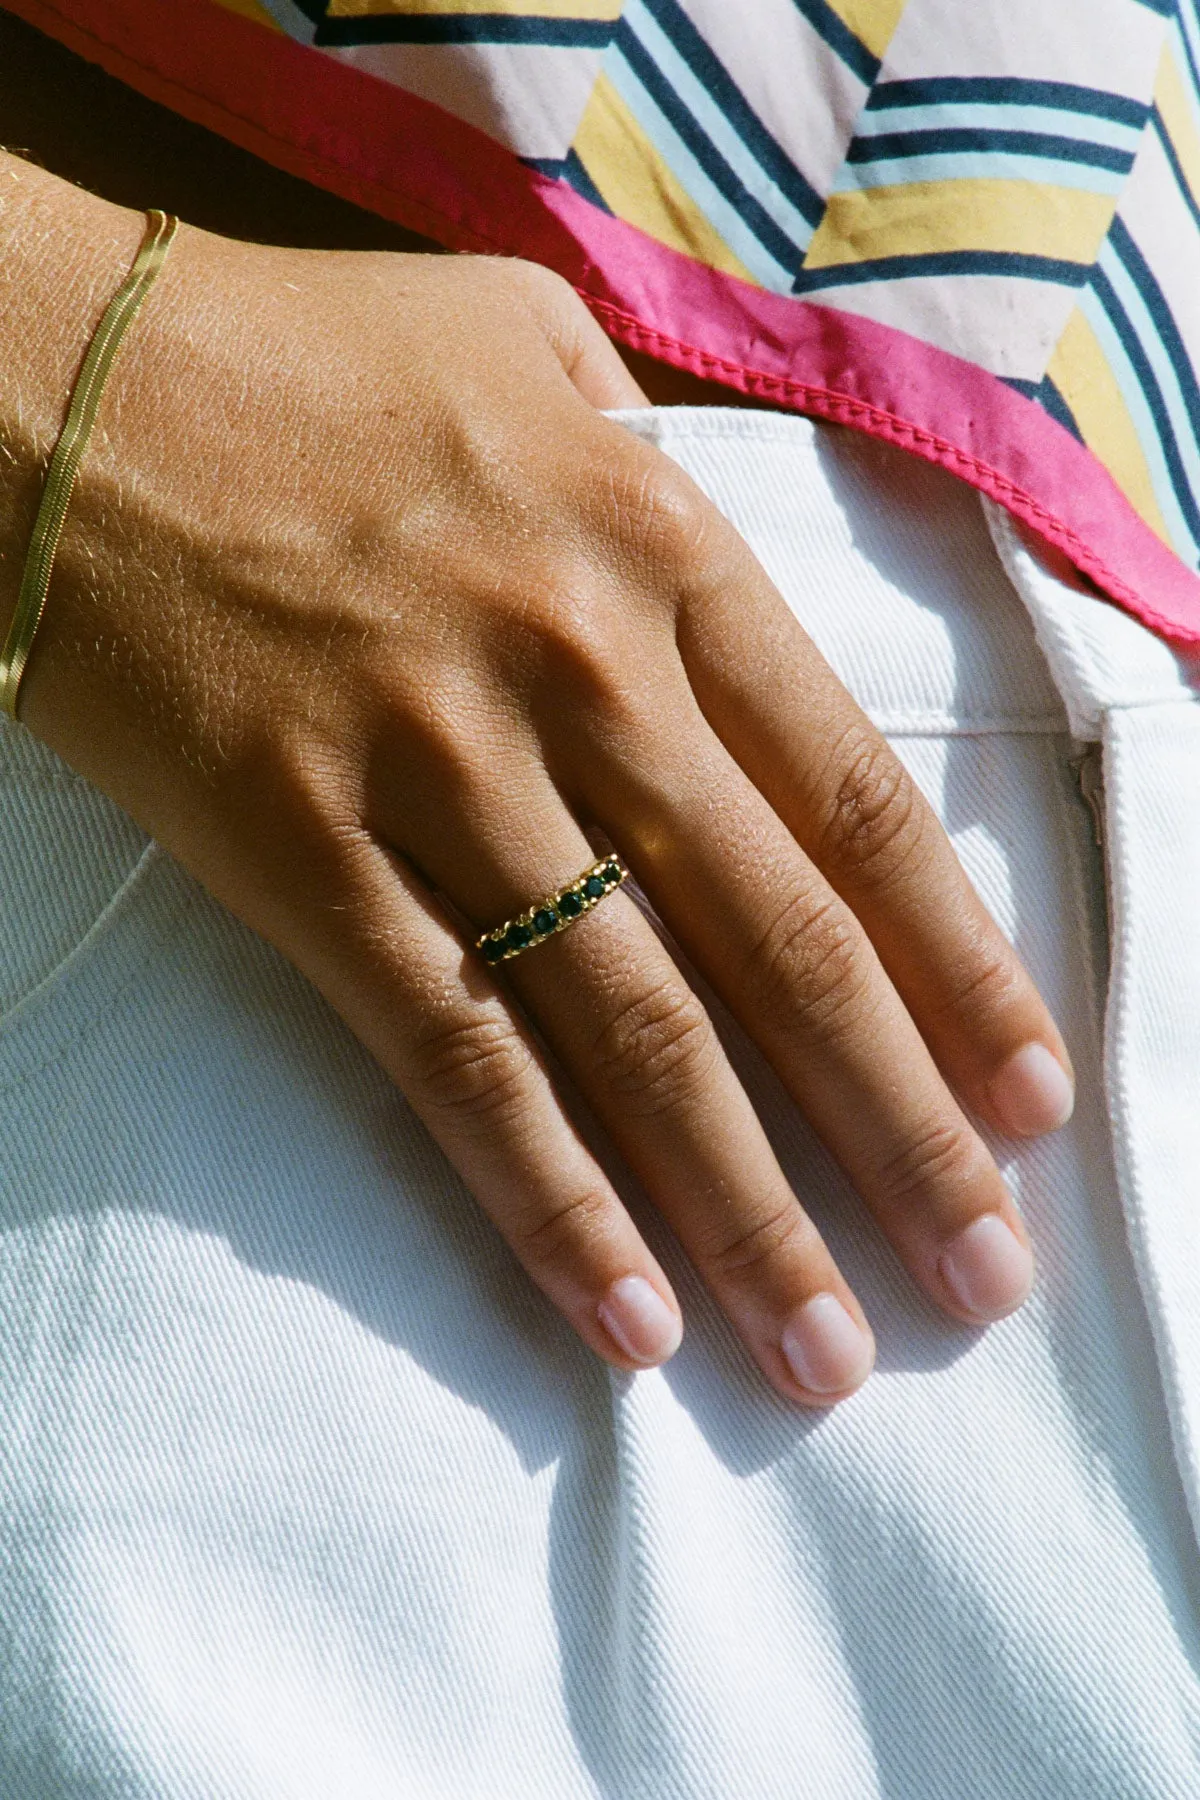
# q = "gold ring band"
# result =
<box><xmin>477</xmin><ymin>854</ymin><xmax>630</xmax><ymax>964</ymax></box>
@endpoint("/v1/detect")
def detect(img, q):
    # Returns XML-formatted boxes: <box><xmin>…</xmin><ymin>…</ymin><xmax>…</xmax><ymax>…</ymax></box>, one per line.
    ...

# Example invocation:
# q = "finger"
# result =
<box><xmin>265</xmin><ymin>826</ymin><xmax>686</xmax><ymax>1375</ymax></box>
<box><xmin>574</xmin><ymin>707</ymin><xmax>1037</xmax><ymax>1330</ymax></box>
<box><xmin>415</xmin><ymin>791</ymin><xmax>877</xmax><ymax>1408</ymax></box>
<box><xmin>674</xmin><ymin>514</ymin><xmax>1075</xmax><ymax>1139</ymax></box>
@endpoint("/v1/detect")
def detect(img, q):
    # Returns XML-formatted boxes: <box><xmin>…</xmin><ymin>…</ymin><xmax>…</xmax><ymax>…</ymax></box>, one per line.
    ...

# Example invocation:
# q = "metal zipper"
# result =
<box><xmin>1071</xmin><ymin>743</ymin><xmax>1105</xmax><ymax>849</ymax></box>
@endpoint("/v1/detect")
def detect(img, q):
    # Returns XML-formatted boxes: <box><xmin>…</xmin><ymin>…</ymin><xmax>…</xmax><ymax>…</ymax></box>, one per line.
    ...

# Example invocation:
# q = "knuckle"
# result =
<box><xmin>510</xmin><ymin>1186</ymin><xmax>613</xmax><ymax>1274</ymax></box>
<box><xmin>521</xmin><ymin>575</ymin><xmax>627</xmax><ymax>696</ymax></box>
<box><xmin>238</xmin><ymin>724</ymin><xmax>364</xmax><ymax>867</ymax></box>
<box><xmin>872</xmin><ymin>1119</ymin><xmax>981</xmax><ymax>1208</ymax></box>
<box><xmin>744</xmin><ymin>893</ymin><xmax>869</xmax><ymax>1035</ymax></box>
<box><xmin>385</xmin><ymin>686</ymin><xmax>498</xmax><ymax>809</ymax></box>
<box><xmin>502</xmin><ymin>255</ymin><xmax>582</xmax><ymax>319</ymax></box>
<box><xmin>938</xmin><ymin>946</ymin><xmax>1022</xmax><ymax>1020</ymax></box>
<box><xmin>598</xmin><ymin>449</ymin><xmax>713</xmax><ymax>578</ymax></box>
<box><xmin>509</xmin><ymin>573</ymin><xmax>652</xmax><ymax>741</ymax></box>
<box><xmin>818</xmin><ymin>729</ymin><xmax>926</xmax><ymax>881</ymax></box>
<box><xmin>408</xmin><ymin>1013</ymin><xmax>537</xmax><ymax>1134</ymax></box>
<box><xmin>589</xmin><ymin>981</ymin><xmax>721</xmax><ymax>1118</ymax></box>
<box><xmin>700</xmin><ymin>1200</ymin><xmax>809</xmax><ymax>1282</ymax></box>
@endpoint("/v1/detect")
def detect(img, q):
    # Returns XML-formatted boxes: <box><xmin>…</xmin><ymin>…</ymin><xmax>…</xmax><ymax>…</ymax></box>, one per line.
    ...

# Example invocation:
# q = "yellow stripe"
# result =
<box><xmin>1155</xmin><ymin>43</ymin><xmax>1200</xmax><ymax>214</ymax></box>
<box><xmin>211</xmin><ymin>0</ymin><xmax>282</xmax><ymax>26</ymax></box>
<box><xmin>804</xmin><ymin>178</ymin><xmax>1117</xmax><ymax>269</ymax></box>
<box><xmin>824</xmin><ymin>0</ymin><xmax>906</xmax><ymax>62</ymax></box>
<box><xmin>325</xmin><ymin>0</ymin><xmax>621</xmax><ymax>17</ymax></box>
<box><xmin>1047</xmin><ymin>307</ymin><xmax>1172</xmax><ymax>546</ymax></box>
<box><xmin>573</xmin><ymin>74</ymin><xmax>757</xmax><ymax>283</ymax></box>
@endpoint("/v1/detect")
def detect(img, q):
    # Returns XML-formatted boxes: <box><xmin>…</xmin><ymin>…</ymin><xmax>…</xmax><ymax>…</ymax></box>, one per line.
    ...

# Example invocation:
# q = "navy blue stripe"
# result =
<box><xmin>1173</xmin><ymin>5</ymin><xmax>1200</xmax><ymax>103</ymax></box>
<box><xmin>615</xmin><ymin>24</ymin><xmax>805</xmax><ymax>271</ymax></box>
<box><xmin>314</xmin><ymin>15</ymin><xmax>615</xmax><ymax>47</ymax></box>
<box><xmin>791</xmin><ymin>0</ymin><xmax>878</xmax><ymax>87</ymax></box>
<box><xmin>793</xmin><ymin>249</ymin><xmax>1093</xmax><ymax>293</ymax></box>
<box><xmin>522</xmin><ymin>152</ymin><xmax>612</xmax><ymax>212</ymax></box>
<box><xmin>1109</xmin><ymin>214</ymin><xmax>1200</xmax><ymax>455</ymax></box>
<box><xmin>288</xmin><ymin>0</ymin><xmax>328</xmax><ymax>19</ymax></box>
<box><xmin>848</xmin><ymin>128</ymin><xmax>1133</xmax><ymax>173</ymax></box>
<box><xmin>1039</xmin><ymin>376</ymin><xmax>1084</xmax><ymax>441</ymax></box>
<box><xmin>639</xmin><ymin>0</ymin><xmax>824</xmax><ymax>227</ymax></box>
<box><xmin>1152</xmin><ymin>106</ymin><xmax>1200</xmax><ymax>231</ymax></box>
<box><xmin>1091</xmin><ymin>262</ymin><xmax>1200</xmax><ymax>543</ymax></box>
<box><xmin>864</xmin><ymin>76</ymin><xmax>1149</xmax><ymax>129</ymax></box>
<box><xmin>1004</xmin><ymin>374</ymin><xmax>1083</xmax><ymax>440</ymax></box>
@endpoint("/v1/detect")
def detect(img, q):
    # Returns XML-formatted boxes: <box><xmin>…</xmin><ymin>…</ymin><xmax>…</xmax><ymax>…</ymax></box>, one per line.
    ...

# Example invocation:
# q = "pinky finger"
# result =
<box><xmin>283</xmin><ymin>832</ymin><xmax>684</xmax><ymax>1373</ymax></box>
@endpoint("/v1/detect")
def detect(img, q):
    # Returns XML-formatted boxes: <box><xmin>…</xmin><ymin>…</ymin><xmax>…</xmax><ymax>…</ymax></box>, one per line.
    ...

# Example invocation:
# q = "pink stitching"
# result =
<box><xmin>584</xmin><ymin>299</ymin><xmax>1200</xmax><ymax>643</ymax></box>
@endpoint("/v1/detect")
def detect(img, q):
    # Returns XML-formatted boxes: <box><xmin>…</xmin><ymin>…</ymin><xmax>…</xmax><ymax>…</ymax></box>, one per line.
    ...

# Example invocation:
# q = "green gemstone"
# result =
<box><xmin>533</xmin><ymin>908</ymin><xmax>557</xmax><ymax>935</ymax></box>
<box><xmin>506</xmin><ymin>922</ymin><xmax>533</xmax><ymax>951</ymax></box>
<box><xmin>482</xmin><ymin>937</ymin><xmax>506</xmax><ymax>963</ymax></box>
<box><xmin>602</xmin><ymin>862</ymin><xmax>621</xmax><ymax>884</ymax></box>
<box><xmin>558</xmin><ymin>890</ymin><xmax>583</xmax><ymax>918</ymax></box>
<box><xmin>583</xmin><ymin>875</ymin><xmax>606</xmax><ymax>900</ymax></box>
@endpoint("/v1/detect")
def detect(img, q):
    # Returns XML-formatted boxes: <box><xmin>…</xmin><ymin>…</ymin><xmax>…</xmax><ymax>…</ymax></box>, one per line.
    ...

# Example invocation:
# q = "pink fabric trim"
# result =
<box><xmin>10</xmin><ymin>0</ymin><xmax>1200</xmax><ymax>644</ymax></box>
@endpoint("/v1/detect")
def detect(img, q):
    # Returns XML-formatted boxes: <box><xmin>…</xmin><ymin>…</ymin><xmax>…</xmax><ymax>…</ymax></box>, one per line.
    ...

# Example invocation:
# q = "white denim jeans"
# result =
<box><xmin>2</xmin><ymin>409</ymin><xmax>1200</xmax><ymax>1799</ymax></box>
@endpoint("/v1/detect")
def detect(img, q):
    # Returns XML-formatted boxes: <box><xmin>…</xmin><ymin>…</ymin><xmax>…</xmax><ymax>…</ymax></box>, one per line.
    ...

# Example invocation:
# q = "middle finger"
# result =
<box><xmin>407</xmin><ymin>780</ymin><xmax>880</xmax><ymax>1406</ymax></box>
<box><xmin>573</xmin><ymin>699</ymin><xmax>1036</xmax><ymax>1329</ymax></box>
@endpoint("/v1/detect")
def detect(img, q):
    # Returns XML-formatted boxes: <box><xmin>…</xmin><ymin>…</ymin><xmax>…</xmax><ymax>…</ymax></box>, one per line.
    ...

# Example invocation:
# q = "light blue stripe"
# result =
<box><xmin>254</xmin><ymin>0</ymin><xmax>318</xmax><ymax>40</ymax></box>
<box><xmin>1081</xmin><ymin>269</ymin><xmax>1200</xmax><ymax>561</ymax></box>
<box><xmin>605</xmin><ymin>48</ymin><xmax>796</xmax><ymax>290</ymax></box>
<box><xmin>1169</xmin><ymin>15</ymin><xmax>1200</xmax><ymax>122</ymax></box>
<box><xmin>1099</xmin><ymin>237</ymin><xmax>1200</xmax><ymax>483</ymax></box>
<box><xmin>621</xmin><ymin>0</ymin><xmax>816</xmax><ymax>251</ymax></box>
<box><xmin>1179</xmin><ymin>3</ymin><xmax>1200</xmax><ymax>80</ymax></box>
<box><xmin>1103</xmin><ymin>237</ymin><xmax>1200</xmax><ymax>449</ymax></box>
<box><xmin>853</xmin><ymin>102</ymin><xmax>1142</xmax><ymax>154</ymax></box>
<box><xmin>833</xmin><ymin>152</ymin><xmax>1128</xmax><ymax>196</ymax></box>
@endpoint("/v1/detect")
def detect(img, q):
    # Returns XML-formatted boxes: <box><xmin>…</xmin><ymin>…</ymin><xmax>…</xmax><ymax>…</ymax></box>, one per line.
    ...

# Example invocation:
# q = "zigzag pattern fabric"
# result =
<box><xmin>1049</xmin><ymin>9</ymin><xmax>1200</xmax><ymax>567</ymax></box>
<box><xmin>225</xmin><ymin>0</ymin><xmax>1200</xmax><ymax>579</ymax></box>
<box><xmin>21</xmin><ymin>0</ymin><xmax>1199</xmax><ymax>635</ymax></box>
<box><xmin>305</xmin><ymin>0</ymin><xmax>623</xmax><ymax>50</ymax></box>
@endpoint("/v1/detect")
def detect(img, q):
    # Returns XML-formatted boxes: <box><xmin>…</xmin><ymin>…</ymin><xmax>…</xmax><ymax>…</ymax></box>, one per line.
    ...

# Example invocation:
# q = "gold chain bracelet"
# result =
<box><xmin>0</xmin><ymin>209</ymin><xmax>178</xmax><ymax>722</ymax></box>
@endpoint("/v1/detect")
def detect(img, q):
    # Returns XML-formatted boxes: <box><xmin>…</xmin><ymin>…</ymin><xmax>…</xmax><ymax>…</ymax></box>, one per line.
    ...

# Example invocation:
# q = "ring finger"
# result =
<box><xmin>572</xmin><ymin>707</ymin><xmax>1035</xmax><ymax>1331</ymax></box>
<box><xmin>408</xmin><ymin>784</ymin><xmax>879</xmax><ymax>1407</ymax></box>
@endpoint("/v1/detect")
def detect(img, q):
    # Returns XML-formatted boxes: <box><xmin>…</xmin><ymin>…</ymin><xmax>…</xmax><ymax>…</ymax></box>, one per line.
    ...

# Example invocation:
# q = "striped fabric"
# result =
<box><xmin>1052</xmin><ymin>13</ymin><xmax>1200</xmax><ymax>569</ymax></box>
<box><xmin>10</xmin><ymin>0</ymin><xmax>1200</xmax><ymax>642</ymax></box>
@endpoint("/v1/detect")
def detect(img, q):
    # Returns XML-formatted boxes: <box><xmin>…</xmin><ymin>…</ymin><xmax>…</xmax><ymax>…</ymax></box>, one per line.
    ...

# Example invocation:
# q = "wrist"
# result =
<box><xmin>0</xmin><ymin>155</ymin><xmax>146</xmax><ymax>648</ymax></box>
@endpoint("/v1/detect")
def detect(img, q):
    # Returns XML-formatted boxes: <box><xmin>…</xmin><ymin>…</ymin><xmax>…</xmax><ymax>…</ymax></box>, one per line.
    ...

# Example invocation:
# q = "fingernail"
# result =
<box><xmin>781</xmin><ymin>1293</ymin><xmax>874</xmax><ymax>1395</ymax></box>
<box><xmin>939</xmin><ymin>1214</ymin><xmax>1034</xmax><ymax>1321</ymax></box>
<box><xmin>990</xmin><ymin>1042</ymin><xmax>1074</xmax><ymax>1136</ymax></box>
<box><xmin>598</xmin><ymin>1276</ymin><xmax>683</xmax><ymax>1366</ymax></box>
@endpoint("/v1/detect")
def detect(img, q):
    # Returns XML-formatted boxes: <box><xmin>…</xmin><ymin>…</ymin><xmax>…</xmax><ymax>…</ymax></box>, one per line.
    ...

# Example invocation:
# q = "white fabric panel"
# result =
<box><xmin>879</xmin><ymin>0</ymin><xmax>1168</xmax><ymax>99</ymax></box>
<box><xmin>676</xmin><ymin>0</ymin><xmax>867</xmax><ymax>201</ymax></box>
<box><xmin>2</xmin><ymin>409</ymin><xmax>1200</xmax><ymax>1796</ymax></box>
<box><xmin>983</xmin><ymin>502</ymin><xmax>1200</xmax><ymax>734</ymax></box>
<box><xmin>1099</xmin><ymin>701</ymin><xmax>1200</xmax><ymax>1596</ymax></box>
<box><xmin>1116</xmin><ymin>124</ymin><xmax>1200</xmax><ymax>405</ymax></box>
<box><xmin>793</xmin><ymin>273</ymin><xmax>1077</xmax><ymax>380</ymax></box>
<box><xmin>987</xmin><ymin>495</ymin><xmax>1200</xmax><ymax>1594</ymax></box>
<box><xmin>331</xmin><ymin>43</ymin><xmax>606</xmax><ymax>158</ymax></box>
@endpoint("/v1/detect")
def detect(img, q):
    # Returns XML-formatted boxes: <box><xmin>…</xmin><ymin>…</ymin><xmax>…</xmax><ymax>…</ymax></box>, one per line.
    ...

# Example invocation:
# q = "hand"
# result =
<box><xmin>8</xmin><ymin>175</ymin><xmax>1073</xmax><ymax>1406</ymax></box>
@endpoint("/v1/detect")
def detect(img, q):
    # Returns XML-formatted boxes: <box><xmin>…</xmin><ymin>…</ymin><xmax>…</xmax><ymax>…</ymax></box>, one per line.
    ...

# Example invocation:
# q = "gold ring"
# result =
<box><xmin>477</xmin><ymin>854</ymin><xmax>630</xmax><ymax>964</ymax></box>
